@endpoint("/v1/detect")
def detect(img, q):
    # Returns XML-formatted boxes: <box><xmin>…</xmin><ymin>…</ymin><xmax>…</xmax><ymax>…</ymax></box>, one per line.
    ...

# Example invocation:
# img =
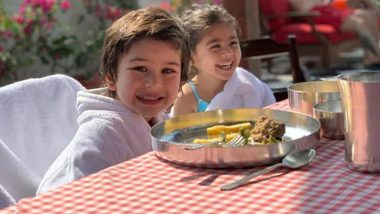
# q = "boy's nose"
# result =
<box><xmin>144</xmin><ymin>74</ymin><xmax>162</xmax><ymax>88</ymax></box>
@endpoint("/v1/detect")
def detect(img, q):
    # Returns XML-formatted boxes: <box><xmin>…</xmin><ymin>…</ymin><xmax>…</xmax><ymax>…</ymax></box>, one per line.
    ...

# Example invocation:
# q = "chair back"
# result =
<box><xmin>241</xmin><ymin>35</ymin><xmax>307</xmax><ymax>101</ymax></box>
<box><xmin>0</xmin><ymin>74</ymin><xmax>85</xmax><ymax>201</ymax></box>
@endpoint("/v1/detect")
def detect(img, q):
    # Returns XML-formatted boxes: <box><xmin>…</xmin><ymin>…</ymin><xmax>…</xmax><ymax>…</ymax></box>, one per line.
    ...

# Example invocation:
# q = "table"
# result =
<box><xmin>2</xmin><ymin>100</ymin><xmax>380</xmax><ymax>213</ymax></box>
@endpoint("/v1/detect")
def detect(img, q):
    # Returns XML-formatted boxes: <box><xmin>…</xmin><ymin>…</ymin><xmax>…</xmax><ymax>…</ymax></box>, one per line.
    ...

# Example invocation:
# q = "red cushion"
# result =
<box><xmin>272</xmin><ymin>23</ymin><xmax>356</xmax><ymax>44</ymax></box>
<box><xmin>259</xmin><ymin>0</ymin><xmax>291</xmax><ymax>30</ymax></box>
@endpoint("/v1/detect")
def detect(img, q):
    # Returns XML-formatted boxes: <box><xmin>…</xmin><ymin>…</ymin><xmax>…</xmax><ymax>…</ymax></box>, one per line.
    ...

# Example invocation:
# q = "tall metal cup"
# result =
<box><xmin>337</xmin><ymin>71</ymin><xmax>380</xmax><ymax>172</ymax></box>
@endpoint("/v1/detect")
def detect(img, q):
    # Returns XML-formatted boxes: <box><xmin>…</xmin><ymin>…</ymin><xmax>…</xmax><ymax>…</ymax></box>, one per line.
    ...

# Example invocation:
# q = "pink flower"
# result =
<box><xmin>20</xmin><ymin>19</ymin><xmax>34</xmax><ymax>35</ymax></box>
<box><xmin>14</xmin><ymin>15</ymin><xmax>25</xmax><ymax>24</ymax></box>
<box><xmin>18</xmin><ymin>5</ymin><xmax>26</xmax><ymax>15</ymax></box>
<box><xmin>27</xmin><ymin>0</ymin><xmax>55</xmax><ymax>13</ymax></box>
<box><xmin>42</xmin><ymin>0</ymin><xmax>56</xmax><ymax>13</ymax></box>
<box><xmin>0</xmin><ymin>30</ymin><xmax>13</xmax><ymax>38</ymax></box>
<box><xmin>105</xmin><ymin>6</ymin><xmax>122</xmax><ymax>20</ymax></box>
<box><xmin>60</xmin><ymin>0</ymin><xmax>71</xmax><ymax>10</ymax></box>
<box><xmin>159</xmin><ymin>1</ymin><xmax>172</xmax><ymax>11</ymax></box>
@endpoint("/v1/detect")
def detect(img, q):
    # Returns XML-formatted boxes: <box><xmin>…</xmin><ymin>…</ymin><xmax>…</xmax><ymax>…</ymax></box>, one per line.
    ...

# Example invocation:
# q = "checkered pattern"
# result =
<box><xmin>2</xmin><ymin>100</ymin><xmax>380</xmax><ymax>213</ymax></box>
<box><xmin>264</xmin><ymin>99</ymin><xmax>290</xmax><ymax>111</ymax></box>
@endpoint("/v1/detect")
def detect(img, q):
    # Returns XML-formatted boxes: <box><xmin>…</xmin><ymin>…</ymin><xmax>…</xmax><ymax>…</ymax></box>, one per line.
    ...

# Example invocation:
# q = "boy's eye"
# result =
<box><xmin>162</xmin><ymin>68</ymin><xmax>176</xmax><ymax>74</ymax></box>
<box><xmin>131</xmin><ymin>66</ymin><xmax>148</xmax><ymax>72</ymax></box>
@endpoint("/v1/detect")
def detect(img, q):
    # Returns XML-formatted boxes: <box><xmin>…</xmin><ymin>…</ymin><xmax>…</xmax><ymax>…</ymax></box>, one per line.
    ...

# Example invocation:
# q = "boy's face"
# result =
<box><xmin>192</xmin><ymin>23</ymin><xmax>241</xmax><ymax>80</ymax></box>
<box><xmin>107</xmin><ymin>38</ymin><xmax>181</xmax><ymax>121</ymax></box>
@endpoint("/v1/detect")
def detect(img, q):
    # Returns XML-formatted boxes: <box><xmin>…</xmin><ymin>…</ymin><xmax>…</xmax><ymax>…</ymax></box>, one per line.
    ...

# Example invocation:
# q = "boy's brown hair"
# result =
<box><xmin>99</xmin><ymin>7</ymin><xmax>190</xmax><ymax>97</ymax></box>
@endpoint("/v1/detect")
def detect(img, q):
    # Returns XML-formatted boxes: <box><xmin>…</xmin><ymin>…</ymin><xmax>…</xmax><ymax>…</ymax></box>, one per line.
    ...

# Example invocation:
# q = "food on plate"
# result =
<box><xmin>251</xmin><ymin>116</ymin><xmax>285</xmax><ymax>144</ymax></box>
<box><xmin>193</xmin><ymin>132</ymin><xmax>238</xmax><ymax>144</ymax></box>
<box><xmin>207</xmin><ymin>122</ymin><xmax>252</xmax><ymax>137</ymax></box>
<box><xmin>193</xmin><ymin>116</ymin><xmax>286</xmax><ymax>145</ymax></box>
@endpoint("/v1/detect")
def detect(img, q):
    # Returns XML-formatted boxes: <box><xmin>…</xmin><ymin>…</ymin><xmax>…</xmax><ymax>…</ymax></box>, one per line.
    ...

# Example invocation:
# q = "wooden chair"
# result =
<box><xmin>258</xmin><ymin>0</ymin><xmax>361</xmax><ymax>73</ymax></box>
<box><xmin>240</xmin><ymin>35</ymin><xmax>306</xmax><ymax>101</ymax></box>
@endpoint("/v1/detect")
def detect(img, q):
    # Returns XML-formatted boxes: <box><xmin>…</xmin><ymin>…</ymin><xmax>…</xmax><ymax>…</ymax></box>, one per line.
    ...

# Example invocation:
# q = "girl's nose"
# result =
<box><xmin>221</xmin><ymin>47</ymin><xmax>233</xmax><ymax>57</ymax></box>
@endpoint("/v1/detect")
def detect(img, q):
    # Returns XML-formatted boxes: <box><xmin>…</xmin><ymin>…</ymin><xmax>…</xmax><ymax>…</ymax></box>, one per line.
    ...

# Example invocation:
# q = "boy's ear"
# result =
<box><xmin>190</xmin><ymin>51</ymin><xmax>196</xmax><ymax>65</ymax></box>
<box><xmin>105</xmin><ymin>73</ymin><xmax>117</xmax><ymax>91</ymax></box>
<box><xmin>190</xmin><ymin>57</ymin><xmax>195</xmax><ymax>65</ymax></box>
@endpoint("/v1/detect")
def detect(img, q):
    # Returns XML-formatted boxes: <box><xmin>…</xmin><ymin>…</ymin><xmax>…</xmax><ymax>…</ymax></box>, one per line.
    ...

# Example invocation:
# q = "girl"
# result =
<box><xmin>37</xmin><ymin>7</ymin><xmax>190</xmax><ymax>194</ymax></box>
<box><xmin>171</xmin><ymin>4</ymin><xmax>275</xmax><ymax>116</ymax></box>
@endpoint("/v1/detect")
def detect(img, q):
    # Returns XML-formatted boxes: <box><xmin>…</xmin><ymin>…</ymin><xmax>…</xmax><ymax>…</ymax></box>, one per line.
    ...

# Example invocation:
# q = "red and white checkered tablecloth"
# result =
<box><xmin>2</xmin><ymin>100</ymin><xmax>380</xmax><ymax>213</ymax></box>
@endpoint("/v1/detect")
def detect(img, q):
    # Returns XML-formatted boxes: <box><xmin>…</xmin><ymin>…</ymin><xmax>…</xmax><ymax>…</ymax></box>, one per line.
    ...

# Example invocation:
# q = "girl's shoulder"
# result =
<box><xmin>171</xmin><ymin>83</ymin><xmax>197</xmax><ymax>116</ymax></box>
<box><xmin>178</xmin><ymin>82</ymin><xmax>196</xmax><ymax>100</ymax></box>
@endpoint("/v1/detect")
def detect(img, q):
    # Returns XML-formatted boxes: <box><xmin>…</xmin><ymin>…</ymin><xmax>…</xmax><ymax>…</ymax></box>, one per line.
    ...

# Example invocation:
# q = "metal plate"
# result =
<box><xmin>151</xmin><ymin>108</ymin><xmax>320</xmax><ymax>168</ymax></box>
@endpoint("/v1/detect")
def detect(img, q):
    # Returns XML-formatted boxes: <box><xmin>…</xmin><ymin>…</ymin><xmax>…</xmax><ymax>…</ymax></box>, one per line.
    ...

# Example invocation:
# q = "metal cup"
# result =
<box><xmin>313</xmin><ymin>100</ymin><xmax>344</xmax><ymax>140</ymax></box>
<box><xmin>337</xmin><ymin>71</ymin><xmax>380</xmax><ymax>173</ymax></box>
<box><xmin>288</xmin><ymin>81</ymin><xmax>341</xmax><ymax>116</ymax></box>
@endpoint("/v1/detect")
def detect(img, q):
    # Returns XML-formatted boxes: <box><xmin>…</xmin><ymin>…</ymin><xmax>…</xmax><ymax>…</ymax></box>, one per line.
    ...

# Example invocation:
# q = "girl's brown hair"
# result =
<box><xmin>99</xmin><ymin>7</ymin><xmax>190</xmax><ymax>97</ymax></box>
<box><xmin>180</xmin><ymin>4</ymin><xmax>240</xmax><ymax>52</ymax></box>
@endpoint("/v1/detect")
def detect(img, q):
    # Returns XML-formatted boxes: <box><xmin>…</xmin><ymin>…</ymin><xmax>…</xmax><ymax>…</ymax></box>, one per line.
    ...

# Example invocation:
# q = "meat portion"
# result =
<box><xmin>251</xmin><ymin>116</ymin><xmax>285</xmax><ymax>143</ymax></box>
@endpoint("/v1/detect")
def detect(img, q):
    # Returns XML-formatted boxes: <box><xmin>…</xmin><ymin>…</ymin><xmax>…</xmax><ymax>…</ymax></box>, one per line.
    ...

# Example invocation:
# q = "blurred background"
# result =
<box><xmin>0</xmin><ymin>0</ymin><xmax>228</xmax><ymax>87</ymax></box>
<box><xmin>1</xmin><ymin>0</ymin><xmax>379</xmax><ymax>88</ymax></box>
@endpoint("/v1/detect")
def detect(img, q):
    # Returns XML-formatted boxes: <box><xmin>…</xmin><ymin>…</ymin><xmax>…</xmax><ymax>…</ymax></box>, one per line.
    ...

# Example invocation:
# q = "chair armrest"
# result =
<box><xmin>302</xmin><ymin>15</ymin><xmax>332</xmax><ymax>46</ymax></box>
<box><xmin>263</xmin><ymin>10</ymin><xmax>331</xmax><ymax>46</ymax></box>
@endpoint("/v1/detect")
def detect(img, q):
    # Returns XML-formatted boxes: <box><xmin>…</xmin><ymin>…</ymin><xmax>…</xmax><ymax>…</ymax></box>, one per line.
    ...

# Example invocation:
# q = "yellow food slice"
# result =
<box><xmin>193</xmin><ymin>138</ymin><xmax>220</xmax><ymax>144</ymax></box>
<box><xmin>207</xmin><ymin>122</ymin><xmax>252</xmax><ymax>137</ymax></box>
<box><xmin>193</xmin><ymin>133</ymin><xmax>238</xmax><ymax>144</ymax></box>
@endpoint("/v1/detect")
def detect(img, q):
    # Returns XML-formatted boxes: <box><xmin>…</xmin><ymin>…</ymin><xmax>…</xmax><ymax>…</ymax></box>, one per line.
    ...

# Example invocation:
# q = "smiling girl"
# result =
<box><xmin>171</xmin><ymin>4</ymin><xmax>275</xmax><ymax>116</ymax></box>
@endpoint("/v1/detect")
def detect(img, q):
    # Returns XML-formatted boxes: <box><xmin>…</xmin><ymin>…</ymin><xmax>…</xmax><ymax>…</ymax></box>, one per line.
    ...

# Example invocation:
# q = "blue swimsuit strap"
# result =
<box><xmin>188</xmin><ymin>81</ymin><xmax>209</xmax><ymax>112</ymax></box>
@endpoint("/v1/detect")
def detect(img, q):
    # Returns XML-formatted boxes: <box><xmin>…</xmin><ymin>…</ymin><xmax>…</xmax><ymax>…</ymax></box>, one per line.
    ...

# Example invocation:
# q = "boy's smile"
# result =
<box><xmin>107</xmin><ymin>38</ymin><xmax>181</xmax><ymax>121</ymax></box>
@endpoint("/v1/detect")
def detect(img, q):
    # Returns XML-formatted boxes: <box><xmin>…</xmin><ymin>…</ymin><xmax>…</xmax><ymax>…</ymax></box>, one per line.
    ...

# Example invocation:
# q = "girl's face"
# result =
<box><xmin>106</xmin><ymin>38</ymin><xmax>181</xmax><ymax>121</ymax></box>
<box><xmin>192</xmin><ymin>23</ymin><xmax>241</xmax><ymax>80</ymax></box>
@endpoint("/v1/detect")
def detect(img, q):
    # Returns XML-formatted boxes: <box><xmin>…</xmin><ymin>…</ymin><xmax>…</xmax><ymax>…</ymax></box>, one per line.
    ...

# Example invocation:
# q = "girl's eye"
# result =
<box><xmin>210</xmin><ymin>44</ymin><xmax>221</xmax><ymax>50</ymax></box>
<box><xmin>230</xmin><ymin>41</ymin><xmax>239</xmax><ymax>47</ymax></box>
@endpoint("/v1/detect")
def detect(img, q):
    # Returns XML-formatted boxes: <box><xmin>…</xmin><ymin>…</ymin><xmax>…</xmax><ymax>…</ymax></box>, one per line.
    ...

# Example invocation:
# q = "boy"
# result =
<box><xmin>37</xmin><ymin>7</ymin><xmax>190</xmax><ymax>194</ymax></box>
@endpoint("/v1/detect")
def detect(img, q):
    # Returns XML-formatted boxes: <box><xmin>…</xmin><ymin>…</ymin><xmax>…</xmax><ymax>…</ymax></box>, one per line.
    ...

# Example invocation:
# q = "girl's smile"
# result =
<box><xmin>192</xmin><ymin>23</ymin><xmax>241</xmax><ymax>81</ymax></box>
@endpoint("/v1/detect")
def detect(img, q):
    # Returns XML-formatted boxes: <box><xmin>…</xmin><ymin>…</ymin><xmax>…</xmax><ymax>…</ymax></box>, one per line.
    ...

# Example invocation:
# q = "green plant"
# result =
<box><xmin>0</xmin><ymin>0</ymin><xmax>137</xmax><ymax>85</ymax></box>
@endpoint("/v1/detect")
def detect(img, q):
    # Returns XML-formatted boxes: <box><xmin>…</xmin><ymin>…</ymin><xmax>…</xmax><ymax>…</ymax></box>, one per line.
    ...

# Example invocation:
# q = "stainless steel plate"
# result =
<box><xmin>151</xmin><ymin>108</ymin><xmax>320</xmax><ymax>168</ymax></box>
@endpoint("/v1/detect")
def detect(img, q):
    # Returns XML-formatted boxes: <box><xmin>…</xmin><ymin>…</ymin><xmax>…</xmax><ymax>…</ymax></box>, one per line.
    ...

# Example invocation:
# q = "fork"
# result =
<box><xmin>226</xmin><ymin>134</ymin><xmax>245</xmax><ymax>147</ymax></box>
<box><xmin>183</xmin><ymin>141</ymin><xmax>220</xmax><ymax>150</ymax></box>
<box><xmin>183</xmin><ymin>134</ymin><xmax>245</xmax><ymax>150</ymax></box>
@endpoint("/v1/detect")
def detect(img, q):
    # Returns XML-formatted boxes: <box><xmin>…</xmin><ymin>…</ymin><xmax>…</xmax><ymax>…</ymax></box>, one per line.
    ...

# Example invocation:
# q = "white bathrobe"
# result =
<box><xmin>206</xmin><ymin>67</ymin><xmax>275</xmax><ymax>111</ymax></box>
<box><xmin>0</xmin><ymin>74</ymin><xmax>85</xmax><ymax>202</ymax></box>
<box><xmin>37</xmin><ymin>88</ymin><xmax>165</xmax><ymax>194</ymax></box>
<box><xmin>0</xmin><ymin>184</ymin><xmax>15</xmax><ymax>209</ymax></box>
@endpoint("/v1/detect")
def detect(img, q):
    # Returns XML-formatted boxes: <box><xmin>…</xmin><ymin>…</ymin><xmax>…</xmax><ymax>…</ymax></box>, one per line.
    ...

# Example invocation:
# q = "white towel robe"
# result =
<box><xmin>0</xmin><ymin>74</ymin><xmax>85</xmax><ymax>201</ymax></box>
<box><xmin>206</xmin><ymin>67</ymin><xmax>275</xmax><ymax>111</ymax></box>
<box><xmin>0</xmin><ymin>184</ymin><xmax>16</xmax><ymax>209</ymax></box>
<box><xmin>37</xmin><ymin>88</ymin><xmax>165</xmax><ymax>194</ymax></box>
